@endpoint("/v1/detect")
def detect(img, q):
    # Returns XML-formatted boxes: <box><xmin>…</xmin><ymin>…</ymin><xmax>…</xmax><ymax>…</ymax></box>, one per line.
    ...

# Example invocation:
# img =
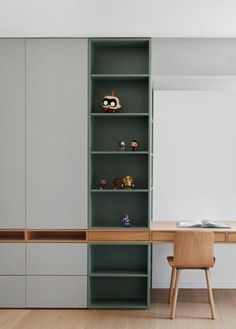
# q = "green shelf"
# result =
<box><xmin>90</xmin><ymin>189</ymin><xmax>149</xmax><ymax>192</ymax></box>
<box><xmin>89</xmin><ymin>299</ymin><xmax>148</xmax><ymax>309</ymax></box>
<box><xmin>90</xmin><ymin>151</ymin><xmax>149</xmax><ymax>155</ymax></box>
<box><xmin>90</xmin><ymin>113</ymin><xmax>149</xmax><ymax>116</ymax></box>
<box><xmin>89</xmin><ymin>38</ymin><xmax>151</xmax><ymax>309</ymax></box>
<box><xmin>90</xmin><ymin>270</ymin><xmax>148</xmax><ymax>277</ymax></box>
<box><xmin>91</xmin><ymin>74</ymin><xmax>149</xmax><ymax>80</ymax></box>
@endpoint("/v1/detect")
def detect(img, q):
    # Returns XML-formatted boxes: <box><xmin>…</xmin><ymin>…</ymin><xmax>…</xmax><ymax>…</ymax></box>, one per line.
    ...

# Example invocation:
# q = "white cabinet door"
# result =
<box><xmin>0</xmin><ymin>39</ymin><xmax>25</xmax><ymax>228</ymax></box>
<box><xmin>26</xmin><ymin>276</ymin><xmax>87</xmax><ymax>308</ymax></box>
<box><xmin>26</xmin><ymin>39</ymin><xmax>88</xmax><ymax>229</ymax></box>
<box><xmin>26</xmin><ymin>243</ymin><xmax>87</xmax><ymax>275</ymax></box>
<box><xmin>0</xmin><ymin>276</ymin><xmax>25</xmax><ymax>308</ymax></box>
<box><xmin>0</xmin><ymin>243</ymin><xmax>25</xmax><ymax>275</ymax></box>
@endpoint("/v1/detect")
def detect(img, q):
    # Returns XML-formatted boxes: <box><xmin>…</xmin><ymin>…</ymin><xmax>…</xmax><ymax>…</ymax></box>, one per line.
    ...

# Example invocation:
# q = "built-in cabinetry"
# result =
<box><xmin>0</xmin><ymin>39</ymin><xmax>88</xmax><ymax>308</ymax></box>
<box><xmin>88</xmin><ymin>39</ymin><xmax>152</xmax><ymax>308</ymax></box>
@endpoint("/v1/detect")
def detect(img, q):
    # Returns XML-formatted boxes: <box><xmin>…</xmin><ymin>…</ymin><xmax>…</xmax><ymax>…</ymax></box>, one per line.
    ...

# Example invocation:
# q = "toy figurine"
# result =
<box><xmin>122</xmin><ymin>214</ymin><xmax>131</xmax><ymax>227</ymax></box>
<box><xmin>131</xmin><ymin>140</ymin><xmax>139</xmax><ymax>151</ymax></box>
<box><xmin>99</xmin><ymin>179</ymin><xmax>107</xmax><ymax>189</ymax></box>
<box><xmin>118</xmin><ymin>140</ymin><xmax>126</xmax><ymax>151</ymax></box>
<box><xmin>113</xmin><ymin>178</ymin><xmax>121</xmax><ymax>190</ymax></box>
<box><xmin>101</xmin><ymin>90</ymin><xmax>121</xmax><ymax>113</ymax></box>
<box><xmin>121</xmin><ymin>175</ymin><xmax>135</xmax><ymax>189</ymax></box>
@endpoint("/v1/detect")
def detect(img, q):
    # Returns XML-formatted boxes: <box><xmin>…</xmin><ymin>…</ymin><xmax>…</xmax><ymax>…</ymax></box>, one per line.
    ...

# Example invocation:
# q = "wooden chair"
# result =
<box><xmin>167</xmin><ymin>230</ymin><xmax>215</xmax><ymax>319</ymax></box>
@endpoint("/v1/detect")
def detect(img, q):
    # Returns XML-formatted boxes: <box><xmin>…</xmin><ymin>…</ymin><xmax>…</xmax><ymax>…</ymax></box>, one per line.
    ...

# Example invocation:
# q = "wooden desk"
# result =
<box><xmin>151</xmin><ymin>221</ymin><xmax>236</xmax><ymax>243</ymax></box>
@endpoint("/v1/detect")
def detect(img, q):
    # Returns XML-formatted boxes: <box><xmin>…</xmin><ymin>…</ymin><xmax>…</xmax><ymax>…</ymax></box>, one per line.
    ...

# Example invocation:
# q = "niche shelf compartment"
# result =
<box><xmin>89</xmin><ymin>244</ymin><xmax>149</xmax><ymax>276</ymax></box>
<box><xmin>0</xmin><ymin>230</ymin><xmax>25</xmax><ymax>242</ymax></box>
<box><xmin>91</xmin><ymin>116</ymin><xmax>148</xmax><ymax>151</ymax></box>
<box><xmin>90</xmin><ymin>192</ymin><xmax>149</xmax><ymax>228</ymax></box>
<box><xmin>91</xmin><ymin>76</ymin><xmax>149</xmax><ymax>113</ymax></box>
<box><xmin>91</xmin><ymin>153</ymin><xmax>148</xmax><ymax>190</ymax></box>
<box><xmin>90</xmin><ymin>39</ymin><xmax>149</xmax><ymax>75</ymax></box>
<box><xmin>26</xmin><ymin>230</ymin><xmax>87</xmax><ymax>243</ymax></box>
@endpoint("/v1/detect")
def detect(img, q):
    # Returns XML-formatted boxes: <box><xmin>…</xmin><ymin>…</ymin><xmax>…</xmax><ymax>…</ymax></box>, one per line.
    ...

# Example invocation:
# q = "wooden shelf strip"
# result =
<box><xmin>0</xmin><ymin>230</ymin><xmax>25</xmax><ymax>242</ymax></box>
<box><xmin>26</xmin><ymin>230</ymin><xmax>87</xmax><ymax>242</ymax></box>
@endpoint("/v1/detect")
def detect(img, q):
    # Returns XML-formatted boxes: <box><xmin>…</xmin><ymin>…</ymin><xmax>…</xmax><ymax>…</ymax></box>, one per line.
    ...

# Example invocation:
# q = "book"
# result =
<box><xmin>176</xmin><ymin>220</ymin><xmax>230</xmax><ymax>229</ymax></box>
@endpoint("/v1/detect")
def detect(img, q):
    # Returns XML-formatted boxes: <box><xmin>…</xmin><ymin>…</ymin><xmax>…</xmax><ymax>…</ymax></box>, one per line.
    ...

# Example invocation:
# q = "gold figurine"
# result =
<box><xmin>121</xmin><ymin>175</ymin><xmax>135</xmax><ymax>189</ymax></box>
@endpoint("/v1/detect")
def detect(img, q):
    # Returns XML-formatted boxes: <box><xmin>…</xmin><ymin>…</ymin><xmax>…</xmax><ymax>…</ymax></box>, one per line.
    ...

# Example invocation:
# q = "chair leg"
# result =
<box><xmin>168</xmin><ymin>267</ymin><xmax>177</xmax><ymax>304</ymax></box>
<box><xmin>205</xmin><ymin>269</ymin><xmax>215</xmax><ymax>319</ymax></box>
<box><xmin>170</xmin><ymin>269</ymin><xmax>181</xmax><ymax>319</ymax></box>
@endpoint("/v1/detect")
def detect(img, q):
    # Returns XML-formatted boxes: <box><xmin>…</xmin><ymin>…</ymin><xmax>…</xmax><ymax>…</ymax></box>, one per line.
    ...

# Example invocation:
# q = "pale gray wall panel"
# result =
<box><xmin>26</xmin><ymin>276</ymin><xmax>87</xmax><ymax>308</ymax></box>
<box><xmin>26</xmin><ymin>39</ymin><xmax>88</xmax><ymax>229</ymax></box>
<box><xmin>0</xmin><ymin>39</ymin><xmax>25</xmax><ymax>228</ymax></box>
<box><xmin>0</xmin><ymin>243</ymin><xmax>25</xmax><ymax>275</ymax></box>
<box><xmin>0</xmin><ymin>276</ymin><xmax>25</xmax><ymax>307</ymax></box>
<box><xmin>26</xmin><ymin>243</ymin><xmax>87</xmax><ymax>275</ymax></box>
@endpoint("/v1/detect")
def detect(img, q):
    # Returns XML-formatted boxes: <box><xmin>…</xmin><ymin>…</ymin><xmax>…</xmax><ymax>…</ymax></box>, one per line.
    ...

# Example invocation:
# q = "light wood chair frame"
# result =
<box><xmin>168</xmin><ymin>231</ymin><xmax>216</xmax><ymax>320</ymax></box>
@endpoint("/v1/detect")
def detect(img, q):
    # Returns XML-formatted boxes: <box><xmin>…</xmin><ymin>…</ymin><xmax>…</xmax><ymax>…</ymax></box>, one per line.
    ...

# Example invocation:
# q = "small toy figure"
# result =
<box><xmin>131</xmin><ymin>140</ymin><xmax>139</xmax><ymax>151</ymax></box>
<box><xmin>99</xmin><ymin>179</ymin><xmax>107</xmax><ymax>189</ymax></box>
<box><xmin>101</xmin><ymin>90</ymin><xmax>121</xmax><ymax>113</ymax></box>
<box><xmin>122</xmin><ymin>214</ymin><xmax>131</xmax><ymax>227</ymax></box>
<box><xmin>118</xmin><ymin>140</ymin><xmax>126</xmax><ymax>151</ymax></box>
<box><xmin>121</xmin><ymin>175</ymin><xmax>135</xmax><ymax>189</ymax></box>
<box><xmin>113</xmin><ymin>178</ymin><xmax>121</xmax><ymax>190</ymax></box>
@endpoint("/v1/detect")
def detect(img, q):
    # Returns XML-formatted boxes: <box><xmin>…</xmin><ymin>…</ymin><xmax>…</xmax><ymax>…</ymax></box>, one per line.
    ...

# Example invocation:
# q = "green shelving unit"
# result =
<box><xmin>88</xmin><ymin>38</ymin><xmax>152</xmax><ymax>308</ymax></box>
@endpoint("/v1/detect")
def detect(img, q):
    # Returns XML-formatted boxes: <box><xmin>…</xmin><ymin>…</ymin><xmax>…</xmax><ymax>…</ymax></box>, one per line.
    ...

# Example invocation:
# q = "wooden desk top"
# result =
<box><xmin>151</xmin><ymin>221</ymin><xmax>236</xmax><ymax>232</ymax></box>
<box><xmin>151</xmin><ymin>221</ymin><xmax>236</xmax><ymax>243</ymax></box>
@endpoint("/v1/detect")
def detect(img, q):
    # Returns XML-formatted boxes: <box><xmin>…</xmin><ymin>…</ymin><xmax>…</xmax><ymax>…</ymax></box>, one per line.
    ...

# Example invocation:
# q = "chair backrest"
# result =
<box><xmin>173</xmin><ymin>230</ymin><xmax>214</xmax><ymax>268</ymax></box>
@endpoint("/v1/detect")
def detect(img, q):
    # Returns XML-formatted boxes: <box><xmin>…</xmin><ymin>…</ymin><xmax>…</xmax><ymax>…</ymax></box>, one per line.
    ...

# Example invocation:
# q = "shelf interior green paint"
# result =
<box><xmin>90</xmin><ymin>192</ymin><xmax>148</xmax><ymax>227</ymax></box>
<box><xmin>91</xmin><ymin>154</ymin><xmax>148</xmax><ymax>190</ymax></box>
<box><xmin>91</xmin><ymin>40</ymin><xmax>149</xmax><ymax>75</ymax></box>
<box><xmin>91</xmin><ymin>116</ymin><xmax>148</xmax><ymax>151</ymax></box>
<box><xmin>91</xmin><ymin>78</ymin><xmax>149</xmax><ymax>113</ymax></box>
<box><xmin>90</xmin><ymin>244</ymin><xmax>149</xmax><ymax>274</ymax></box>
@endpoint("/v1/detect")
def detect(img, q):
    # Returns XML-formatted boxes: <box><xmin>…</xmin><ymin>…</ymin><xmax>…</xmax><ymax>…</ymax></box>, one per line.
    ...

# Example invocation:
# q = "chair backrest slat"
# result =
<box><xmin>173</xmin><ymin>231</ymin><xmax>214</xmax><ymax>268</ymax></box>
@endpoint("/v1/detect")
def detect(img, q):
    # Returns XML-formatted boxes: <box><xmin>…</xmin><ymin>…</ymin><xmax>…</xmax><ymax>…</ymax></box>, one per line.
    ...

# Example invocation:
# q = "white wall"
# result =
<box><xmin>152</xmin><ymin>39</ymin><xmax>236</xmax><ymax>288</ymax></box>
<box><xmin>1</xmin><ymin>0</ymin><xmax>236</xmax><ymax>37</ymax></box>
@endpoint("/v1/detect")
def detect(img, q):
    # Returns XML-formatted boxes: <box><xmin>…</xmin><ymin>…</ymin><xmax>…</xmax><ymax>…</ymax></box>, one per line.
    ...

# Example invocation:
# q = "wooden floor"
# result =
<box><xmin>1</xmin><ymin>289</ymin><xmax>236</xmax><ymax>329</ymax></box>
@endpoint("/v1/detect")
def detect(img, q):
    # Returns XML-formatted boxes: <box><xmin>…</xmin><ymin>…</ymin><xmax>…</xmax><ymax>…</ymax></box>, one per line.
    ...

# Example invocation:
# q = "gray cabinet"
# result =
<box><xmin>26</xmin><ymin>39</ymin><xmax>88</xmax><ymax>229</ymax></box>
<box><xmin>0</xmin><ymin>276</ymin><xmax>25</xmax><ymax>308</ymax></box>
<box><xmin>0</xmin><ymin>39</ymin><xmax>25</xmax><ymax>228</ymax></box>
<box><xmin>26</xmin><ymin>276</ymin><xmax>87</xmax><ymax>308</ymax></box>
<box><xmin>0</xmin><ymin>243</ymin><xmax>25</xmax><ymax>275</ymax></box>
<box><xmin>26</xmin><ymin>243</ymin><xmax>87</xmax><ymax>275</ymax></box>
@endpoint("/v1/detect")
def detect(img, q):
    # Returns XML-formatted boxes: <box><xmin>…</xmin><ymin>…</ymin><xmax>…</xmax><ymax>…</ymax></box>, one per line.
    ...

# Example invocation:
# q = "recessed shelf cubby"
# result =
<box><xmin>91</xmin><ymin>77</ymin><xmax>149</xmax><ymax>113</ymax></box>
<box><xmin>91</xmin><ymin>116</ymin><xmax>148</xmax><ymax>151</ymax></box>
<box><xmin>91</xmin><ymin>154</ymin><xmax>148</xmax><ymax>190</ymax></box>
<box><xmin>89</xmin><ymin>277</ymin><xmax>148</xmax><ymax>308</ymax></box>
<box><xmin>89</xmin><ymin>244</ymin><xmax>149</xmax><ymax>276</ymax></box>
<box><xmin>90</xmin><ymin>192</ymin><xmax>149</xmax><ymax>228</ymax></box>
<box><xmin>90</xmin><ymin>40</ymin><xmax>149</xmax><ymax>75</ymax></box>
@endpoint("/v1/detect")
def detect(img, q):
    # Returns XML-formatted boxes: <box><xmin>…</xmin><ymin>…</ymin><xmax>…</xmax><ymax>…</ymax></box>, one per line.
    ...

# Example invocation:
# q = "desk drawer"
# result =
<box><xmin>214</xmin><ymin>232</ymin><xmax>226</xmax><ymax>242</ymax></box>
<box><xmin>88</xmin><ymin>231</ymin><xmax>150</xmax><ymax>242</ymax></box>
<box><xmin>152</xmin><ymin>232</ymin><xmax>174</xmax><ymax>242</ymax></box>
<box><xmin>227</xmin><ymin>233</ymin><xmax>236</xmax><ymax>242</ymax></box>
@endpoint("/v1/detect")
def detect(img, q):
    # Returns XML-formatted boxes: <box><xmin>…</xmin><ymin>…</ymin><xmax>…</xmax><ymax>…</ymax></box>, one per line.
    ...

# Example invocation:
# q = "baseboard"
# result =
<box><xmin>152</xmin><ymin>282</ymin><xmax>236</xmax><ymax>289</ymax></box>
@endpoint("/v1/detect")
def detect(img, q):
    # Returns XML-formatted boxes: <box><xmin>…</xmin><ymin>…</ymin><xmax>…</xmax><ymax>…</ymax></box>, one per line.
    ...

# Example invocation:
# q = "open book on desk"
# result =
<box><xmin>176</xmin><ymin>220</ymin><xmax>231</xmax><ymax>229</ymax></box>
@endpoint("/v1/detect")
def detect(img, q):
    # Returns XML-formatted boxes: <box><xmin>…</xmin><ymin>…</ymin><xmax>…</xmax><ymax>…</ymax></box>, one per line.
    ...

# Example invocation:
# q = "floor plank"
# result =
<box><xmin>0</xmin><ymin>290</ymin><xmax>235</xmax><ymax>329</ymax></box>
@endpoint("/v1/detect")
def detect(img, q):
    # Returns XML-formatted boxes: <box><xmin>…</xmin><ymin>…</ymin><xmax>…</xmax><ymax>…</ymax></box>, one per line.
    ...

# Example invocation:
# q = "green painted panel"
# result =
<box><xmin>92</xmin><ymin>116</ymin><xmax>148</xmax><ymax>151</ymax></box>
<box><xmin>90</xmin><ymin>40</ymin><xmax>149</xmax><ymax>74</ymax></box>
<box><xmin>90</xmin><ymin>277</ymin><xmax>147</xmax><ymax>305</ymax></box>
<box><xmin>91</xmin><ymin>154</ymin><xmax>148</xmax><ymax>189</ymax></box>
<box><xmin>91</xmin><ymin>192</ymin><xmax>148</xmax><ymax>227</ymax></box>
<box><xmin>91</xmin><ymin>78</ymin><xmax>148</xmax><ymax>113</ymax></box>
<box><xmin>90</xmin><ymin>244</ymin><xmax>148</xmax><ymax>274</ymax></box>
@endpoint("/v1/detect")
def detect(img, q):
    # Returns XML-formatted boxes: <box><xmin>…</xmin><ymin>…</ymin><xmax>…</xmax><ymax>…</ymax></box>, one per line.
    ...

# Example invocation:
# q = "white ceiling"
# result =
<box><xmin>1</xmin><ymin>0</ymin><xmax>236</xmax><ymax>37</ymax></box>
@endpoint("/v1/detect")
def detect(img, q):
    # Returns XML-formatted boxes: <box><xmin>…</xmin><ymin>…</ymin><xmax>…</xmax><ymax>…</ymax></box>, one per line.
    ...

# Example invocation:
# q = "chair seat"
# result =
<box><xmin>167</xmin><ymin>256</ymin><xmax>215</xmax><ymax>269</ymax></box>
